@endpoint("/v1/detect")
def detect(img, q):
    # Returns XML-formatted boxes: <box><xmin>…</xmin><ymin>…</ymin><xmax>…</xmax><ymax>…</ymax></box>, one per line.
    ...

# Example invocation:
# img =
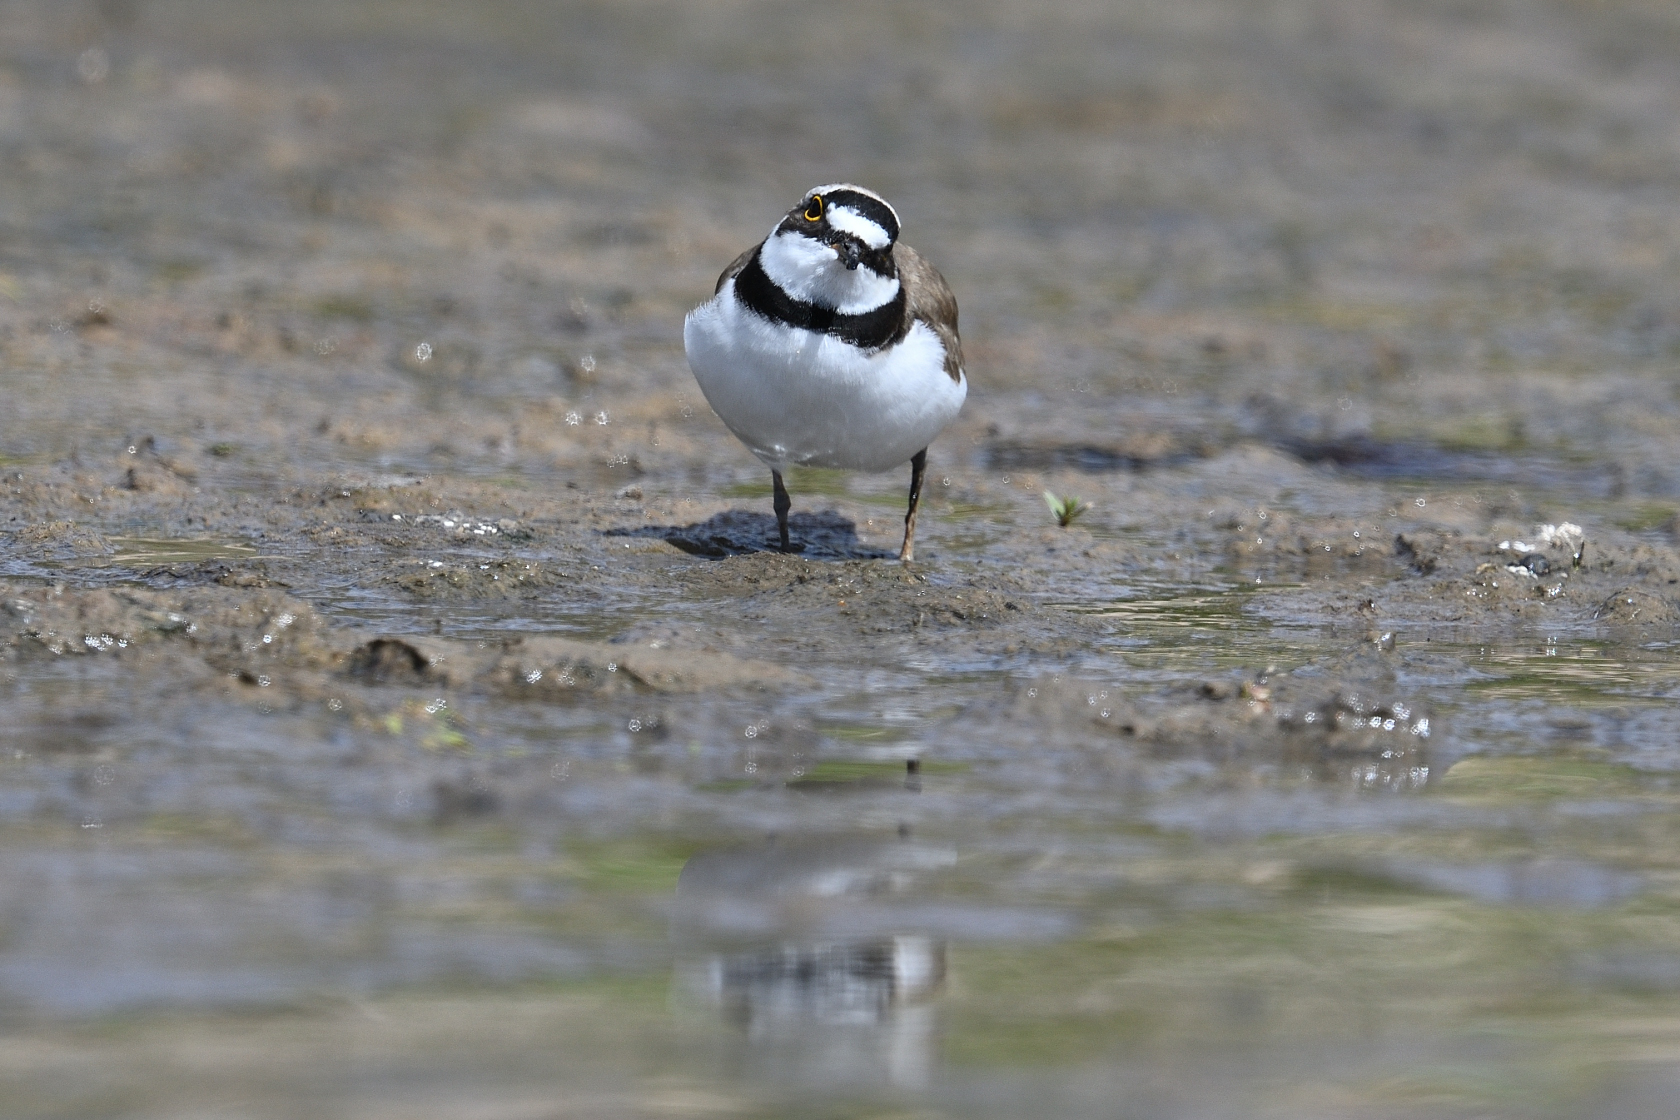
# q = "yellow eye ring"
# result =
<box><xmin>803</xmin><ymin>196</ymin><xmax>822</xmax><ymax>222</ymax></box>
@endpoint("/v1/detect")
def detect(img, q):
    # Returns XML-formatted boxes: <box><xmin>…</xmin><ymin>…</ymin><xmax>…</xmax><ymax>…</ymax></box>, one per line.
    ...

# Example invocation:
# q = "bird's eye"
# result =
<box><xmin>803</xmin><ymin>197</ymin><xmax>822</xmax><ymax>222</ymax></box>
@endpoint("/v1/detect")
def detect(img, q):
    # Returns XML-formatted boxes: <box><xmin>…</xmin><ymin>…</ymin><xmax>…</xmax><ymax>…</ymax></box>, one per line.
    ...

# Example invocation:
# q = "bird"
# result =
<box><xmin>683</xmin><ymin>184</ymin><xmax>966</xmax><ymax>562</ymax></box>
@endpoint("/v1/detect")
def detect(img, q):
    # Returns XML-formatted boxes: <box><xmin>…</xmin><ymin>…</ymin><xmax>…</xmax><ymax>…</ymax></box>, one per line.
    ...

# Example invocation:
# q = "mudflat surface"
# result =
<box><xmin>7</xmin><ymin>1</ymin><xmax>1680</xmax><ymax>1116</ymax></box>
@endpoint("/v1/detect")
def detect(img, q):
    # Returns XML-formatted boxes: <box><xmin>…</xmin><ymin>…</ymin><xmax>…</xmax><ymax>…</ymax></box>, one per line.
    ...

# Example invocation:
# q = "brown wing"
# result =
<box><xmin>893</xmin><ymin>242</ymin><xmax>964</xmax><ymax>383</ymax></box>
<box><xmin>715</xmin><ymin>243</ymin><xmax>759</xmax><ymax>295</ymax></box>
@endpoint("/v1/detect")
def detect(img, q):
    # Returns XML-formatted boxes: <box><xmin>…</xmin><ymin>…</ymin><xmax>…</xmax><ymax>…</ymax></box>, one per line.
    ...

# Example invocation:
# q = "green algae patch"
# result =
<box><xmin>1436</xmin><ymin>754</ymin><xmax>1650</xmax><ymax>801</ymax></box>
<box><xmin>568</xmin><ymin>837</ymin><xmax>700</xmax><ymax>894</ymax></box>
<box><xmin>785</xmin><ymin>757</ymin><xmax>967</xmax><ymax>792</ymax></box>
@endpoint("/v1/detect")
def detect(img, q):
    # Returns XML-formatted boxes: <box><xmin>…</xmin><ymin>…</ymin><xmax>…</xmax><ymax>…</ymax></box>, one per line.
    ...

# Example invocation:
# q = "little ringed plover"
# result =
<box><xmin>683</xmin><ymin>184</ymin><xmax>967</xmax><ymax>562</ymax></box>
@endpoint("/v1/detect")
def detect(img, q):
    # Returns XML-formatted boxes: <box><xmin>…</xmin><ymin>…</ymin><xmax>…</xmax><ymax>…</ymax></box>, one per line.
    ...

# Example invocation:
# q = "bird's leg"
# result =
<box><xmin>771</xmin><ymin>469</ymin><xmax>792</xmax><ymax>552</ymax></box>
<box><xmin>899</xmin><ymin>448</ymin><xmax>928</xmax><ymax>563</ymax></box>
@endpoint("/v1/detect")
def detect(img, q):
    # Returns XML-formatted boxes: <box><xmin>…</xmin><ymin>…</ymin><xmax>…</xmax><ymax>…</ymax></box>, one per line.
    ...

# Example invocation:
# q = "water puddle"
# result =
<box><xmin>1456</xmin><ymin>642</ymin><xmax>1680</xmax><ymax>703</ymax></box>
<box><xmin>1386</xmin><ymin>858</ymin><xmax>1644</xmax><ymax>908</ymax></box>
<box><xmin>1056</xmin><ymin>582</ymin><xmax>1329</xmax><ymax>672</ymax></box>
<box><xmin>1059</xmin><ymin>584</ymin><xmax>1267</xmax><ymax>627</ymax></box>
<box><xmin>984</xmin><ymin>439</ymin><xmax>1205</xmax><ymax>473</ymax></box>
<box><xmin>296</xmin><ymin>579</ymin><xmax>642</xmax><ymax>642</ymax></box>
<box><xmin>105</xmin><ymin>536</ymin><xmax>265</xmax><ymax>567</ymax></box>
<box><xmin>1282</xmin><ymin>436</ymin><xmax>1638</xmax><ymax>498</ymax></box>
<box><xmin>6</xmin><ymin>536</ymin><xmax>269</xmax><ymax>578</ymax></box>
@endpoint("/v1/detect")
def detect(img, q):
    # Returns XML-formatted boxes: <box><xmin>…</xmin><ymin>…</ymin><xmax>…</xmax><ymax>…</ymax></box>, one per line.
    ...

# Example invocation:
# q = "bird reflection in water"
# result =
<box><xmin>671</xmin><ymin>836</ymin><xmax>952</xmax><ymax>1088</ymax></box>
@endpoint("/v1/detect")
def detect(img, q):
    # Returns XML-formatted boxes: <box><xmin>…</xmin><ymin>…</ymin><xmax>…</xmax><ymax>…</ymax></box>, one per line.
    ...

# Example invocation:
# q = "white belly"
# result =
<box><xmin>683</xmin><ymin>280</ymin><xmax>967</xmax><ymax>472</ymax></box>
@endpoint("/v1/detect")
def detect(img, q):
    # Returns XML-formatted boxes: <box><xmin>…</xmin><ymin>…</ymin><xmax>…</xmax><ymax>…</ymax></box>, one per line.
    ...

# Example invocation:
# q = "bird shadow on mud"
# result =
<box><xmin>604</xmin><ymin>509</ymin><xmax>891</xmax><ymax>560</ymax></box>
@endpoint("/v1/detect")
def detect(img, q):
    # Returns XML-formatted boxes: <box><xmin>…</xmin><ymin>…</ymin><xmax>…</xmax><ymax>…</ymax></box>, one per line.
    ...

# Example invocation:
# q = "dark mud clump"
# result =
<box><xmin>993</xmin><ymin>643</ymin><xmax>1430</xmax><ymax>788</ymax></box>
<box><xmin>681</xmin><ymin>553</ymin><xmax>1028</xmax><ymax>633</ymax></box>
<box><xmin>12</xmin><ymin>521</ymin><xmax>115</xmax><ymax>561</ymax></box>
<box><xmin>2</xmin><ymin>582</ymin><xmax>791</xmax><ymax>701</ymax></box>
<box><xmin>388</xmin><ymin>556</ymin><xmax>570</xmax><ymax>599</ymax></box>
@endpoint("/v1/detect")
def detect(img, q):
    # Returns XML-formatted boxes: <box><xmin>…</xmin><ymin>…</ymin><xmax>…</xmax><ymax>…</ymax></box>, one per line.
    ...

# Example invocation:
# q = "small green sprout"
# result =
<box><xmin>1043</xmin><ymin>490</ymin><xmax>1090</xmax><ymax>528</ymax></box>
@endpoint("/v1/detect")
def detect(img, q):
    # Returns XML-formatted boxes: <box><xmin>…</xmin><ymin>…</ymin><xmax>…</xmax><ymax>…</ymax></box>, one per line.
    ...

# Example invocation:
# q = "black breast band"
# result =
<box><xmin>734</xmin><ymin>249</ymin><xmax>909</xmax><ymax>351</ymax></box>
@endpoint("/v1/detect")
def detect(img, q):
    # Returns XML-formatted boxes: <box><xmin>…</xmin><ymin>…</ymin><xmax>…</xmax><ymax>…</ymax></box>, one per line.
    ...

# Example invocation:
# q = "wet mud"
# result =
<box><xmin>8</xmin><ymin>1</ymin><xmax>1680</xmax><ymax>1117</ymax></box>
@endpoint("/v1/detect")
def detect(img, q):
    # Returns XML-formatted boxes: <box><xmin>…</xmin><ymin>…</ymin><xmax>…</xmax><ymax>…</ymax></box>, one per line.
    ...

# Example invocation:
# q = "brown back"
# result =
<box><xmin>894</xmin><ymin>242</ymin><xmax>964</xmax><ymax>383</ymax></box>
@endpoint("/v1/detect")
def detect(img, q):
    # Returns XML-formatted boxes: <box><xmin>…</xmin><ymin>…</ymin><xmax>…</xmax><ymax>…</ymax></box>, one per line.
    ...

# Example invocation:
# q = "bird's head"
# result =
<box><xmin>778</xmin><ymin>184</ymin><xmax>900</xmax><ymax>274</ymax></box>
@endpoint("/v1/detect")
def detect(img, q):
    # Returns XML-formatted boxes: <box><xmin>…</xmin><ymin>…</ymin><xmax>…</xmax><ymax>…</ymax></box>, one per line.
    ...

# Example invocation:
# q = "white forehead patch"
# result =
<box><xmin>825</xmin><ymin>205</ymin><xmax>891</xmax><ymax>250</ymax></box>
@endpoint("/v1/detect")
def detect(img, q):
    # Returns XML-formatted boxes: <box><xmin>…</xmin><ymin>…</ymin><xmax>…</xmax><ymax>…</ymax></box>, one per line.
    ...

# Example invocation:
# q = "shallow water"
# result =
<box><xmin>7</xmin><ymin>1</ymin><xmax>1680</xmax><ymax>1116</ymax></box>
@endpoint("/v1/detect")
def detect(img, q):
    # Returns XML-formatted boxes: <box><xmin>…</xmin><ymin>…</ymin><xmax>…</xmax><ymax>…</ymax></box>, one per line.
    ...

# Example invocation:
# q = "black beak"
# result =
<box><xmin>833</xmin><ymin>237</ymin><xmax>863</xmax><ymax>271</ymax></box>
